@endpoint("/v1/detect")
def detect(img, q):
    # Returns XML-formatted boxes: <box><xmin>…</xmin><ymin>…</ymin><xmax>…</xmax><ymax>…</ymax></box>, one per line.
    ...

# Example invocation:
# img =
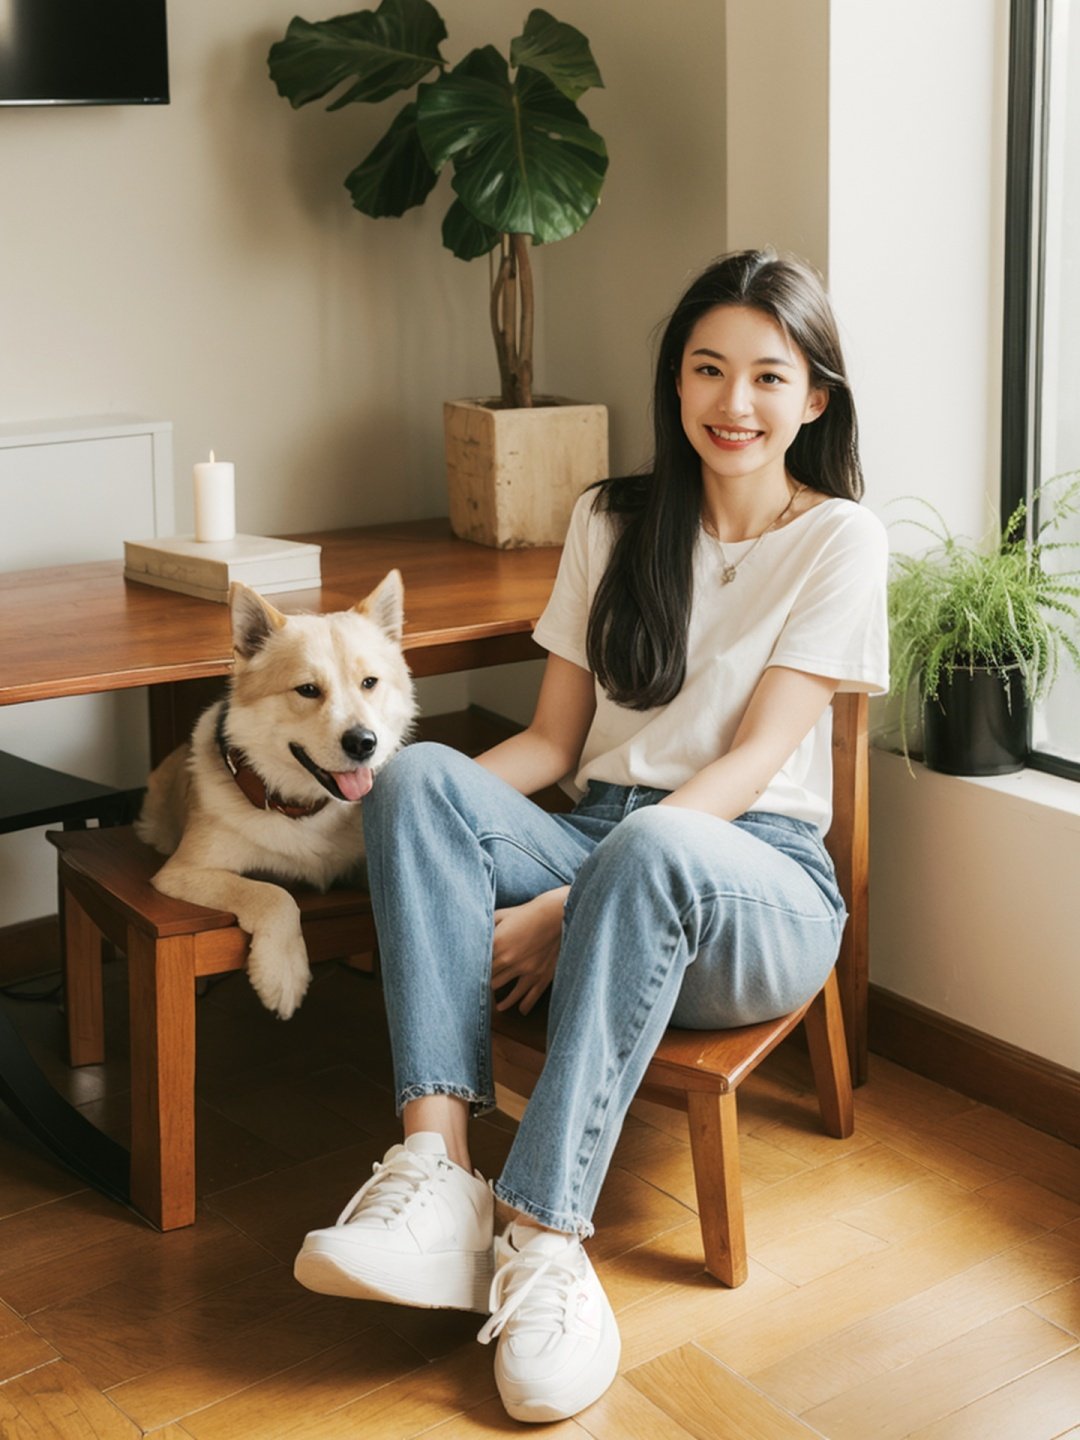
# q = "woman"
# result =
<box><xmin>294</xmin><ymin>250</ymin><xmax>890</xmax><ymax>1423</ymax></box>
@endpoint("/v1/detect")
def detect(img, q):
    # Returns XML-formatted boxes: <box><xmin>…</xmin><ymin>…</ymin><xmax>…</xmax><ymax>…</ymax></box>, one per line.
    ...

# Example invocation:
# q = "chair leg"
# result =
<box><xmin>803</xmin><ymin>969</ymin><xmax>855</xmax><ymax>1139</ymax></box>
<box><xmin>127</xmin><ymin>928</ymin><xmax>197</xmax><ymax>1231</ymax></box>
<box><xmin>62</xmin><ymin>889</ymin><xmax>106</xmax><ymax>1067</ymax></box>
<box><xmin>686</xmin><ymin>1090</ymin><xmax>748</xmax><ymax>1287</ymax></box>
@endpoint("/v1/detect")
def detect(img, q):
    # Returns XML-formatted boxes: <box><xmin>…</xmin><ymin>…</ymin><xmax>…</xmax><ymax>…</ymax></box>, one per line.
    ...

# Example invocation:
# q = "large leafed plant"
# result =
<box><xmin>268</xmin><ymin>0</ymin><xmax>607</xmax><ymax>408</ymax></box>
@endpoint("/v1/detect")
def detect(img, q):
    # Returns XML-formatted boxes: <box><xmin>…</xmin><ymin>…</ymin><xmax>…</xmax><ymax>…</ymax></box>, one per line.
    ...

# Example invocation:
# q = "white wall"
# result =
<box><xmin>722</xmin><ymin>1</ymin><xmax>1077</xmax><ymax>1070</ymax></box>
<box><xmin>724</xmin><ymin>0</ymin><xmax>1005</xmax><ymax>541</ymax></box>
<box><xmin>828</xmin><ymin>0</ymin><xmax>1007</xmax><ymax>545</ymax></box>
<box><xmin>823</xmin><ymin>2</ymin><xmax>1080</xmax><ymax>1069</ymax></box>
<box><xmin>871</xmin><ymin>754</ymin><xmax>1080</xmax><ymax>1071</ymax></box>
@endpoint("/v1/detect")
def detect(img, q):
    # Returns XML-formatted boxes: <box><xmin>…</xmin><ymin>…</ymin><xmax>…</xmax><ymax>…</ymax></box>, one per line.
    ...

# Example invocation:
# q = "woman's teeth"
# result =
<box><xmin>707</xmin><ymin>427</ymin><xmax>759</xmax><ymax>441</ymax></box>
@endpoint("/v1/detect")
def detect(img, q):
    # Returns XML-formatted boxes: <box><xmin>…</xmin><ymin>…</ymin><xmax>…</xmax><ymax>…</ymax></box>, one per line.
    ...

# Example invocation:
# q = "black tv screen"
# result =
<box><xmin>0</xmin><ymin>0</ymin><xmax>169</xmax><ymax>106</ymax></box>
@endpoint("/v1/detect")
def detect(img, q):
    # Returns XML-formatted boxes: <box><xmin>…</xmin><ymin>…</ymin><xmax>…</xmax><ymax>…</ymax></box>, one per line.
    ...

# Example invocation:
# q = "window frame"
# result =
<box><xmin>1001</xmin><ymin>0</ymin><xmax>1080</xmax><ymax>782</ymax></box>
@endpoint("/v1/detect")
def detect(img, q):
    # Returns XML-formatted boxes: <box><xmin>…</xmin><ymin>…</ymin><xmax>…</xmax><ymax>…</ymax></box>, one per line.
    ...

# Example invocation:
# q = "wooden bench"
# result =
<box><xmin>49</xmin><ymin>825</ymin><xmax>375</xmax><ymax>1230</ymax></box>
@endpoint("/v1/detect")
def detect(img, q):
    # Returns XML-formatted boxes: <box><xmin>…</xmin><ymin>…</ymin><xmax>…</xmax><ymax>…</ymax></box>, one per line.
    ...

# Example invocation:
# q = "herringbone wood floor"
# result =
<box><xmin>1</xmin><ymin>957</ymin><xmax>1078</xmax><ymax>1439</ymax></box>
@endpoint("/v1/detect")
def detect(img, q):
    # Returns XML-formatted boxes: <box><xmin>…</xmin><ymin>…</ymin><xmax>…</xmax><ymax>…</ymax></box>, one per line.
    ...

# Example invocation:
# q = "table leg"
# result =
<box><xmin>148</xmin><ymin>678</ymin><xmax>226</xmax><ymax>766</ymax></box>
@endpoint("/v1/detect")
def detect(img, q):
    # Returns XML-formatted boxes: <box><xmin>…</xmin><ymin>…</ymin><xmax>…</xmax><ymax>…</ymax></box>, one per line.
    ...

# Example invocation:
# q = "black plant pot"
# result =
<box><xmin>922</xmin><ymin>666</ymin><xmax>1028</xmax><ymax>776</ymax></box>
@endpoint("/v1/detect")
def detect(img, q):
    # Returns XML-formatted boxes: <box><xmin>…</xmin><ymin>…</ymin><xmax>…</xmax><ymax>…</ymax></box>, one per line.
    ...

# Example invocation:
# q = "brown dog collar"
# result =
<box><xmin>215</xmin><ymin>705</ymin><xmax>329</xmax><ymax>819</ymax></box>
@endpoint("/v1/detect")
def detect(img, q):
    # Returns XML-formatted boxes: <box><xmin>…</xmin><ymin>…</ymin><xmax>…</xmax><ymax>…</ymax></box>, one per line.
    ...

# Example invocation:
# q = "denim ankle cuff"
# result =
<box><xmin>491</xmin><ymin>1179</ymin><xmax>595</xmax><ymax>1239</ymax></box>
<box><xmin>396</xmin><ymin>1082</ymin><xmax>497</xmax><ymax>1119</ymax></box>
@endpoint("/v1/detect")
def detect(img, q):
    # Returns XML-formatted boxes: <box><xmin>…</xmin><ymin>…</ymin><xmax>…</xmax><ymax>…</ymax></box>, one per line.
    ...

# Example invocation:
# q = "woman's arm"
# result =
<box><xmin>474</xmin><ymin>652</ymin><xmax>596</xmax><ymax>796</ymax></box>
<box><xmin>661</xmin><ymin>665</ymin><xmax>840</xmax><ymax>821</ymax></box>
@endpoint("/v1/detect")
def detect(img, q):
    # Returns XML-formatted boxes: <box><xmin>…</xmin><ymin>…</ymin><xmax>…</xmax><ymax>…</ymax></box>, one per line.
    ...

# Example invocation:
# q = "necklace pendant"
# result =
<box><xmin>721</xmin><ymin>563</ymin><xmax>738</xmax><ymax>584</ymax></box>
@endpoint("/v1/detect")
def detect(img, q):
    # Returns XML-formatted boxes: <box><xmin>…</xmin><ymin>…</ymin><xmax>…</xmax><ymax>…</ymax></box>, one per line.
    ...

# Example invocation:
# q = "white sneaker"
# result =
<box><xmin>478</xmin><ymin>1222</ymin><xmax>621</xmax><ymax>1422</ymax></box>
<box><xmin>293</xmin><ymin>1132</ymin><xmax>494</xmax><ymax>1312</ymax></box>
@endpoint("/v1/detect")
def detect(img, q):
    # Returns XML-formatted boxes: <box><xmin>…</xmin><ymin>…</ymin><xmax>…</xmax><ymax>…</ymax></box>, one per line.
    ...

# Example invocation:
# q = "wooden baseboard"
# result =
<box><xmin>0</xmin><ymin>914</ymin><xmax>60</xmax><ymax>986</ymax></box>
<box><xmin>869</xmin><ymin>984</ymin><xmax>1080</xmax><ymax>1147</ymax></box>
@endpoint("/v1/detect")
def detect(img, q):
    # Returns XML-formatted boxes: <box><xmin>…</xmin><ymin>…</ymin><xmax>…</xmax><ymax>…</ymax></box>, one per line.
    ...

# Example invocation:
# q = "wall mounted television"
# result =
<box><xmin>0</xmin><ymin>0</ymin><xmax>169</xmax><ymax>106</ymax></box>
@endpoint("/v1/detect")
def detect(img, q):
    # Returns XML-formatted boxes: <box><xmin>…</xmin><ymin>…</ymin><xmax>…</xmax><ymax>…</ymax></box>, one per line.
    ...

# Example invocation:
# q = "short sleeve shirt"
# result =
<box><xmin>532</xmin><ymin>491</ymin><xmax>890</xmax><ymax>832</ymax></box>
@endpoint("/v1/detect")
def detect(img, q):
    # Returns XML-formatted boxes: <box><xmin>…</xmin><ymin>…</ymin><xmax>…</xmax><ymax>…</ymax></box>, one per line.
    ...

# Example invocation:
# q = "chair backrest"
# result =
<box><xmin>824</xmin><ymin>691</ymin><xmax>869</xmax><ymax>1076</ymax></box>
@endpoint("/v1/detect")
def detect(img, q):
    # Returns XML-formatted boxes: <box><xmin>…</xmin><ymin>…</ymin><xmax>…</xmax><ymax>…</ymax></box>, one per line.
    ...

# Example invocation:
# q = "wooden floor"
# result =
<box><xmin>1</xmin><ymin>957</ymin><xmax>1079</xmax><ymax>1440</ymax></box>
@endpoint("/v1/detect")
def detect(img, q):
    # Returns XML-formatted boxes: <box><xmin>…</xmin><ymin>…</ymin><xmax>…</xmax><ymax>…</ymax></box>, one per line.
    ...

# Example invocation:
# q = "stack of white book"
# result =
<box><xmin>124</xmin><ymin>534</ymin><xmax>322</xmax><ymax>603</ymax></box>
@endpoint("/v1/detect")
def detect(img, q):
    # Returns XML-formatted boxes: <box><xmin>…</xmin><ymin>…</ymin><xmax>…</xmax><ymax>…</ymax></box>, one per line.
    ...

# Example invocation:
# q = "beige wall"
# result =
<box><xmin>0</xmin><ymin>0</ymin><xmax>728</xmax><ymax>536</ymax></box>
<box><xmin>0</xmin><ymin>1</ymin><xmax>730</xmax><ymax>917</ymax></box>
<box><xmin>539</xmin><ymin>1</ymin><xmax>728</xmax><ymax>479</ymax></box>
<box><xmin>725</xmin><ymin>0</ymin><xmax>829</xmax><ymax>269</ymax></box>
<box><xmin>0</xmin><ymin>0</ymin><xmax>533</xmax><ymax>925</ymax></box>
<box><xmin>0</xmin><ymin>0</ymin><xmax>532</xmax><ymax>537</ymax></box>
<box><xmin>470</xmin><ymin>0</ymin><xmax>731</xmax><ymax>719</ymax></box>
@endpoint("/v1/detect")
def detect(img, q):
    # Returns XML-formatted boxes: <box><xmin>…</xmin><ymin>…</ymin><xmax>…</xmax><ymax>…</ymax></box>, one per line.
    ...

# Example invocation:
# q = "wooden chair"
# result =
<box><xmin>50</xmin><ymin>698</ymin><xmax>866</xmax><ymax>1256</ymax></box>
<box><xmin>491</xmin><ymin>692</ymin><xmax>867</xmax><ymax>1287</ymax></box>
<box><xmin>48</xmin><ymin>825</ymin><xmax>376</xmax><ymax>1231</ymax></box>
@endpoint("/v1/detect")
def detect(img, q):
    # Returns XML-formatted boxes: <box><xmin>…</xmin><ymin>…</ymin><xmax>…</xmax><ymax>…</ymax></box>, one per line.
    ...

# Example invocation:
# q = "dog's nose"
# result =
<box><xmin>341</xmin><ymin>726</ymin><xmax>377</xmax><ymax>762</ymax></box>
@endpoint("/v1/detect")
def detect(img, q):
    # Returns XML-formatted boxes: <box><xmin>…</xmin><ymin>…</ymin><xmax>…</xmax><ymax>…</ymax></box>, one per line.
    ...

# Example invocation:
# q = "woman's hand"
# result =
<box><xmin>491</xmin><ymin>887</ymin><xmax>569</xmax><ymax>1015</ymax></box>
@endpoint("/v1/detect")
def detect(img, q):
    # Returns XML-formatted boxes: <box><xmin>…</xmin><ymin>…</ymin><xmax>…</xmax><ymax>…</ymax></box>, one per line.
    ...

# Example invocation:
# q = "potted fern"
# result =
<box><xmin>888</xmin><ymin>472</ymin><xmax>1080</xmax><ymax>774</ymax></box>
<box><xmin>268</xmin><ymin>0</ymin><xmax>609</xmax><ymax>548</ymax></box>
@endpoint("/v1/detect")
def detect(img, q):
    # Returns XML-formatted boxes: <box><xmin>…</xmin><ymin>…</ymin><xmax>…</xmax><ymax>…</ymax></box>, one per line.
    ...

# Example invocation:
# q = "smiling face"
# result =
<box><xmin>676</xmin><ymin>304</ymin><xmax>827</xmax><ymax>497</ymax></box>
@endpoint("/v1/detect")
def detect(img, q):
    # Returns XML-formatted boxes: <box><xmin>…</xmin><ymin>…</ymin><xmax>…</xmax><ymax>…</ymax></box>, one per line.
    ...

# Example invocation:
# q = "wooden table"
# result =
<box><xmin>0</xmin><ymin>518</ymin><xmax>561</xmax><ymax>1202</ymax></box>
<box><xmin>1</xmin><ymin>515</ymin><xmax>560</xmax><ymax>710</ymax></box>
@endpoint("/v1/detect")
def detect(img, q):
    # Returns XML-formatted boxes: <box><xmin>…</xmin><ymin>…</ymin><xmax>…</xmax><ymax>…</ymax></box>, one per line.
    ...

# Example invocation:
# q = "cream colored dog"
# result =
<box><xmin>136</xmin><ymin>573</ymin><xmax>416</xmax><ymax>1019</ymax></box>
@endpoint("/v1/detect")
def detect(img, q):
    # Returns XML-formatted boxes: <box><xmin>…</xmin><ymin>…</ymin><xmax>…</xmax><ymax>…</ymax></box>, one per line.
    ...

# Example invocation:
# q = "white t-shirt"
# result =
<box><xmin>533</xmin><ymin>490</ymin><xmax>890</xmax><ymax>833</ymax></box>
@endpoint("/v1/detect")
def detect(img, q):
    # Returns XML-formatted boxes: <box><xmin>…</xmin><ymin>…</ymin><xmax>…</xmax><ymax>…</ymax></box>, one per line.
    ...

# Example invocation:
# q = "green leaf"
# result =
<box><xmin>510</xmin><ymin>8</ymin><xmax>604</xmax><ymax>101</ymax></box>
<box><xmin>416</xmin><ymin>52</ymin><xmax>608</xmax><ymax>243</ymax></box>
<box><xmin>345</xmin><ymin>102</ymin><xmax>439</xmax><ymax>217</ymax></box>
<box><xmin>415</xmin><ymin>46</ymin><xmax>509</xmax><ymax>165</ymax></box>
<box><xmin>268</xmin><ymin>0</ymin><xmax>447</xmax><ymax>111</ymax></box>
<box><xmin>441</xmin><ymin>199</ymin><xmax>500</xmax><ymax>260</ymax></box>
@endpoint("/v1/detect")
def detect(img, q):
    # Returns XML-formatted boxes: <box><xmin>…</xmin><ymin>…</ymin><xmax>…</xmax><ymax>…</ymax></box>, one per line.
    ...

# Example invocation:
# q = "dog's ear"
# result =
<box><xmin>229</xmin><ymin>582</ymin><xmax>287</xmax><ymax>659</ymax></box>
<box><xmin>355</xmin><ymin>569</ymin><xmax>404</xmax><ymax>643</ymax></box>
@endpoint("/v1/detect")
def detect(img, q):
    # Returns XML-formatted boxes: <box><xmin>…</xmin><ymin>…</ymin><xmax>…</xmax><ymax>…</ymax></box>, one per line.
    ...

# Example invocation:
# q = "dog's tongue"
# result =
<box><xmin>333</xmin><ymin>767</ymin><xmax>373</xmax><ymax>803</ymax></box>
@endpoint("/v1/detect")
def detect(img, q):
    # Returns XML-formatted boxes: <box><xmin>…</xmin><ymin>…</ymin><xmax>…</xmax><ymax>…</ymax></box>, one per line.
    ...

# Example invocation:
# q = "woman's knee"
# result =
<box><xmin>367</xmin><ymin>741</ymin><xmax>470</xmax><ymax>815</ymax></box>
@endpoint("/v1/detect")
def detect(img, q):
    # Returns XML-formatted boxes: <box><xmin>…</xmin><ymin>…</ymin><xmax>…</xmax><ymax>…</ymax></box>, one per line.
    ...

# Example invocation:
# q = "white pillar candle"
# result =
<box><xmin>193</xmin><ymin>451</ymin><xmax>236</xmax><ymax>543</ymax></box>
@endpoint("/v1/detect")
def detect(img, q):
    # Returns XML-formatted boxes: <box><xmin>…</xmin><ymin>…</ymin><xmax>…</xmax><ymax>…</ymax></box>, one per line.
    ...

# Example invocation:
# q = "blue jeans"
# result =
<box><xmin>363</xmin><ymin>742</ymin><xmax>846</xmax><ymax>1238</ymax></box>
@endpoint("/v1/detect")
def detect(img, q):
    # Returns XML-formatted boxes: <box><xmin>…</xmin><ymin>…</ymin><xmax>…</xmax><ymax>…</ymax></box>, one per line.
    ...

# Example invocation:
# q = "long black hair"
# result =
<box><xmin>586</xmin><ymin>249</ymin><xmax>863</xmax><ymax>710</ymax></box>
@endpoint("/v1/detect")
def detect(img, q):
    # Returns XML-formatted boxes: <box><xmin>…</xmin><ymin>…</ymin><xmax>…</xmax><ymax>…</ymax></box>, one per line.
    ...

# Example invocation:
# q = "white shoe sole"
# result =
<box><xmin>496</xmin><ymin>1306</ymin><xmax>621</xmax><ymax>1422</ymax></box>
<box><xmin>294</xmin><ymin>1237</ymin><xmax>494</xmax><ymax>1313</ymax></box>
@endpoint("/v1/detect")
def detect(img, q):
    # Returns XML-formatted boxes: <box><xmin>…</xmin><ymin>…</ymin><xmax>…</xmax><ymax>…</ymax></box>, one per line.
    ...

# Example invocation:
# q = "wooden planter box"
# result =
<box><xmin>444</xmin><ymin>397</ymin><xmax>609</xmax><ymax>549</ymax></box>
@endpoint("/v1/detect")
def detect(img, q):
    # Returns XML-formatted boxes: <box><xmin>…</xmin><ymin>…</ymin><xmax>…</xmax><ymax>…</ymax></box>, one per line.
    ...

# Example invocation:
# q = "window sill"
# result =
<box><xmin>870</xmin><ymin>743</ymin><xmax>1080</xmax><ymax>822</ymax></box>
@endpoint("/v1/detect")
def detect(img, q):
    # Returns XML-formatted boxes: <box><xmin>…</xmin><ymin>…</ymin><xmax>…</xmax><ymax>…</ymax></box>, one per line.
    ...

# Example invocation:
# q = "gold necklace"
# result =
<box><xmin>707</xmin><ymin>483</ymin><xmax>805</xmax><ymax>585</ymax></box>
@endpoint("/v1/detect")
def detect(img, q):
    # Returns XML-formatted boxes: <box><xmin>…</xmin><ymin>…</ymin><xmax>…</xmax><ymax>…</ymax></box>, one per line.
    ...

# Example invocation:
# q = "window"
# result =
<box><xmin>1003</xmin><ymin>0</ymin><xmax>1080</xmax><ymax>779</ymax></box>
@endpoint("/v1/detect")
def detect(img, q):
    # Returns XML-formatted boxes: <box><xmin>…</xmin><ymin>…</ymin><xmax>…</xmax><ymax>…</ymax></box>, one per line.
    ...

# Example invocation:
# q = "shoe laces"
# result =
<box><xmin>336</xmin><ymin>1148</ymin><xmax>450</xmax><ymax>1228</ymax></box>
<box><xmin>477</xmin><ymin>1236</ymin><xmax>582</xmax><ymax>1345</ymax></box>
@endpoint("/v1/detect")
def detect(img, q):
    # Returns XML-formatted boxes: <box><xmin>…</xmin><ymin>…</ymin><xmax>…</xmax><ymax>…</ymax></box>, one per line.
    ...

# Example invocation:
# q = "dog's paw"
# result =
<box><xmin>246</xmin><ymin>931</ymin><xmax>312</xmax><ymax>1020</ymax></box>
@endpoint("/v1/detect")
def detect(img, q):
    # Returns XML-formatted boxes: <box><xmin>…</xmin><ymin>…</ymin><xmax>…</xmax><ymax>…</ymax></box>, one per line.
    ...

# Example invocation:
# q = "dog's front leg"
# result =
<box><xmin>151</xmin><ymin>863</ymin><xmax>311</xmax><ymax>1019</ymax></box>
